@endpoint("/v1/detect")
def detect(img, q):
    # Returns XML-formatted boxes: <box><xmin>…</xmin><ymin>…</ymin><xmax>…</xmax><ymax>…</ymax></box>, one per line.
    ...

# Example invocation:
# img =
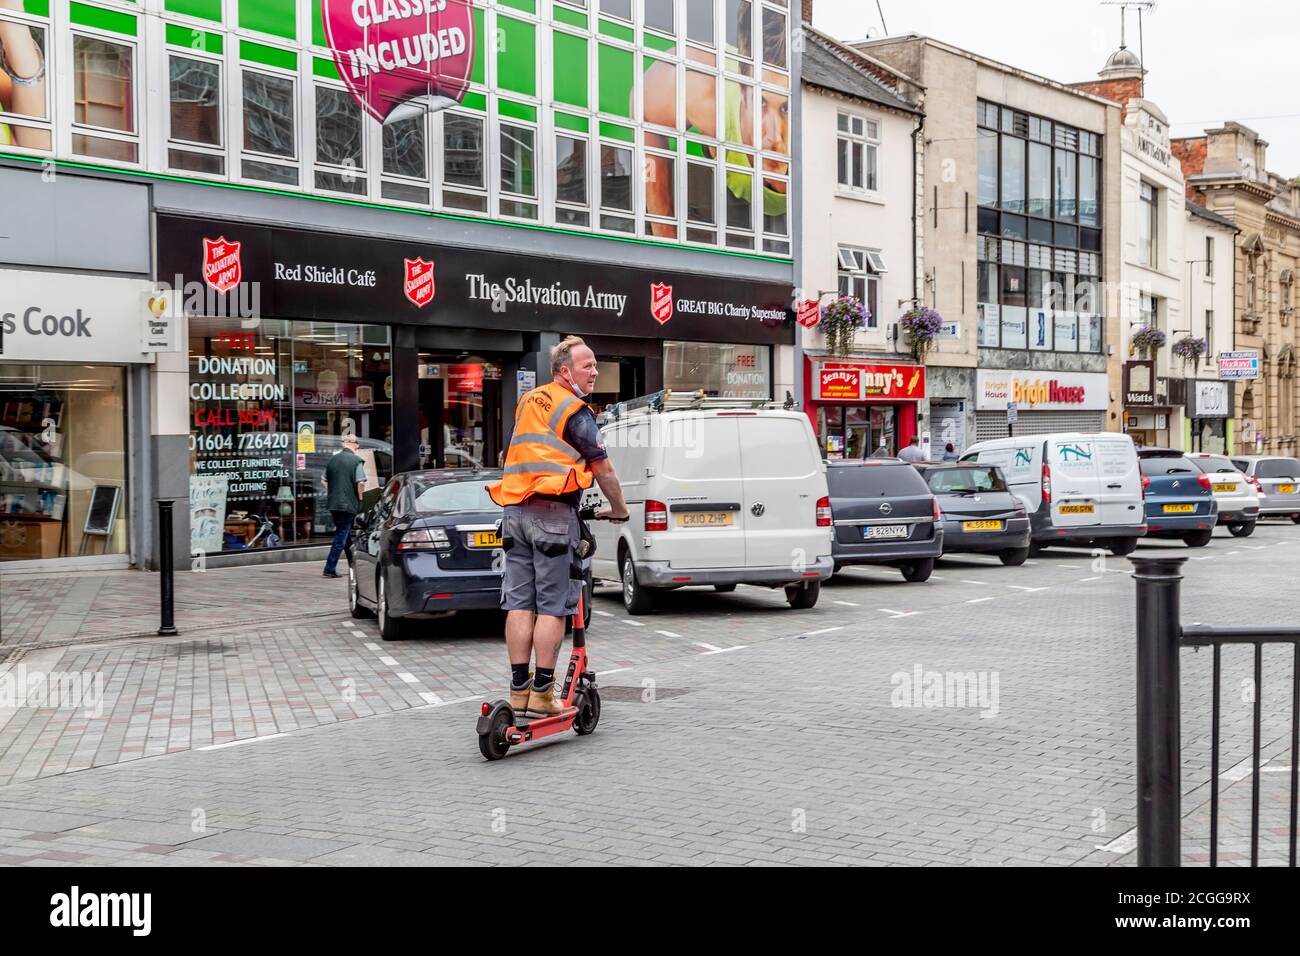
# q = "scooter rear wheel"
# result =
<box><xmin>479</xmin><ymin>708</ymin><xmax>513</xmax><ymax>760</ymax></box>
<box><xmin>573</xmin><ymin>688</ymin><xmax>601</xmax><ymax>736</ymax></box>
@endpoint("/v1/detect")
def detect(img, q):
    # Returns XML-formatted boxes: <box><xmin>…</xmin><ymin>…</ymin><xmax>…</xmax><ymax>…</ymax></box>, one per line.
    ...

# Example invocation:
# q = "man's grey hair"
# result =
<box><xmin>551</xmin><ymin>335</ymin><xmax>588</xmax><ymax>377</ymax></box>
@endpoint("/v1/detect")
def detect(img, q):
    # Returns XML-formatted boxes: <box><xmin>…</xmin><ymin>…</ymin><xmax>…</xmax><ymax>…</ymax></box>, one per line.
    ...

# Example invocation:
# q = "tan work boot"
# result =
<box><xmin>526</xmin><ymin>678</ymin><xmax>572</xmax><ymax>718</ymax></box>
<box><xmin>509</xmin><ymin>674</ymin><xmax>532</xmax><ymax>715</ymax></box>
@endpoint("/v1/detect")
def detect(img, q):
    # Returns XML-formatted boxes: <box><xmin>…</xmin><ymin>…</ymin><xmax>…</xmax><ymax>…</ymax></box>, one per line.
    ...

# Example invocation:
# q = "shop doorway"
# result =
<box><xmin>417</xmin><ymin>356</ymin><xmax>505</xmax><ymax>469</ymax></box>
<box><xmin>822</xmin><ymin>405</ymin><xmax>897</xmax><ymax>459</ymax></box>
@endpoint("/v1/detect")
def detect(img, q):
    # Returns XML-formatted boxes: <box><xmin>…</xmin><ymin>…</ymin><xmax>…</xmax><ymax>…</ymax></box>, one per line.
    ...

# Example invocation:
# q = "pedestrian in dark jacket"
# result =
<box><xmin>322</xmin><ymin>435</ymin><xmax>366</xmax><ymax>578</ymax></box>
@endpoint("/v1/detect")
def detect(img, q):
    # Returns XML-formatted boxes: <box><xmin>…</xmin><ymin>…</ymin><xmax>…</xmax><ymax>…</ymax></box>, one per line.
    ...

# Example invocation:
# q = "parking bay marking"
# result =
<box><xmin>1079</xmin><ymin>576</ymin><xmax>1102</xmax><ymax>582</ymax></box>
<box><xmin>1007</xmin><ymin>585</ymin><xmax>1046</xmax><ymax>592</ymax></box>
<box><xmin>966</xmin><ymin>597</ymin><xmax>995</xmax><ymax>604</ymax></box>
<box><xmin>960</xmin><ymin>580</ymin><xmax>988</xmax><ymax>586</ymax></box>
<box><xmin>833</xmin><ymin>600</ymin><xmax>861</xmax><ymax>607</ymax></box>
<box><xmin>878</xmin><ymin>609</ymin><xmax>919</xmax><ymax>618</ymax></box>
<box><xmin>655</xmin><ymin>629</ymin><xmax>683</xmax><ymax>638</ymax></box>
<box><xmin>801</xmin><ymin>626</ymin><xmax>844</xmax><ymax>637</ymax></box>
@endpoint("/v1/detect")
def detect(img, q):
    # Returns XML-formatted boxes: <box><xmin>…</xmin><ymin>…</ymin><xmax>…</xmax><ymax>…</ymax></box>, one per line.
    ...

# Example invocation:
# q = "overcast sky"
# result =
<box><xmin>812</xmin><ymin>0</ymin><xmax>1300</xmax><ymax>178</ymax></box>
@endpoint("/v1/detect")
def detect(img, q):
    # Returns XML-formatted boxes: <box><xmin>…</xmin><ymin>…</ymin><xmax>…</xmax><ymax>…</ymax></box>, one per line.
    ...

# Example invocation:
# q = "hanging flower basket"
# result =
<box><xmin>1131</xmin><ymin>326</ymin><xmax>1166</xmax><ymax>360</ymax></box>
<box><xmin>899</xmin><ymin>306</ymin><xmax>944</xmax><ymax>362</ymax></box>
<box><xmin>1171</xmin><ymin>335</ymin><xmax>1208</xmax><ymax>372</ymax></box>
<box><xmin>818</xmin><ymin>296</ymin><xmax>871</xmax><ymax>358</ymax></box>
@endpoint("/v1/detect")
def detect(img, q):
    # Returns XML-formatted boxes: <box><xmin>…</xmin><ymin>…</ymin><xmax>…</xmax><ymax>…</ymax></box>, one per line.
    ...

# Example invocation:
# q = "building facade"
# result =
<box><xmin>796</xmin><ymin>25</ymin><xmax>925</xmax><ymax>458</ymax></box>
<box><xmin>0</xmin><ymin>0</ymin><xmax>804</xmax><ymax>569</ymax></box>
<box><xmin>858</xmin><ymin>35</ymin><xmax>1123</xmax><ymax>450</ymax></box>
<box><xmin>1174</xmin><ymin>123</ymin><xmax>1300</xmax><ymax>457</ymax></box>
<box><xmin>1179</xmin><ymin>201</ymin><xmax>1238</xmax><ymax>452</ymax></box>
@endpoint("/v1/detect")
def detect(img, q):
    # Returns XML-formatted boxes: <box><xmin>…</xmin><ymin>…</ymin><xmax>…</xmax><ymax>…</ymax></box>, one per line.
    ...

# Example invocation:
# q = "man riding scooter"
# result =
<box><xmin>486</xmin><ymin>336</ymin><xmax>629</xmax><ymax>719</ymax></box>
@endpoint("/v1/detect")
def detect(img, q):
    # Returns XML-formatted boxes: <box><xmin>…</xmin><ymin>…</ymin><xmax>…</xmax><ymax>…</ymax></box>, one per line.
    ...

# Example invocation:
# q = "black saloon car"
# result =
<box><xmin>826</xmin><ymin>459</ymin><xmax>943</xmax><ymax>582</ymax></box>
<box><xmin>915</xmin><ymin>462</ymin><xmax>1032</xmax><ymax>565</ymax></box>
<box><xmin>348</xmin><ymin>469</ymin><xmax>508</xmax><ymax>640</ymax></box>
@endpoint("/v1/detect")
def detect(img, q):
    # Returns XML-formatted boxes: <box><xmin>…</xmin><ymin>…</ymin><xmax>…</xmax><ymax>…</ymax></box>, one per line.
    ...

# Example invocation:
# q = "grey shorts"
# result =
<box><xmin>500</xmin><ymin>500</ymin><xmax>582</xmax><ymax>618</ymax></box>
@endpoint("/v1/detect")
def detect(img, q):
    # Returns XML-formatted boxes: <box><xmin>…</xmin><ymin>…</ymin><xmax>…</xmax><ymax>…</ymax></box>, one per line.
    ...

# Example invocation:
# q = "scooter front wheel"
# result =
<box><xmin>573</xmin><ymin>688</ymin><xmax>601</xmax><ymax>736</ymax></box>
<box><xmin>479</xmin><ymin>708</ymin><xmax>513</xmax><ymax>760</ymax></box>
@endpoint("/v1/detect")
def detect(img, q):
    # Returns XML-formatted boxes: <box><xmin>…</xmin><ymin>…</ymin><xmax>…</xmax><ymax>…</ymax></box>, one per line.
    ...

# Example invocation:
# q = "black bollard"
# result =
<box><xmin>1130</xmin><ymin>555</ymin><xmax>1186</xmax><ymax>867</ymax></box>
<box><xmin>157</xmin><ymin>499</ymin><xmax>178</xmax><ymax>636</ymax></box>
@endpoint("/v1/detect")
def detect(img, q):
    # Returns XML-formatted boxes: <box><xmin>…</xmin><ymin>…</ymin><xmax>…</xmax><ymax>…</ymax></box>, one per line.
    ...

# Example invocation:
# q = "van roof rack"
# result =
<box><xmin>601</xmin><ymin>389</ymin><xmax>798</xmax><ymax>422</ymax></box>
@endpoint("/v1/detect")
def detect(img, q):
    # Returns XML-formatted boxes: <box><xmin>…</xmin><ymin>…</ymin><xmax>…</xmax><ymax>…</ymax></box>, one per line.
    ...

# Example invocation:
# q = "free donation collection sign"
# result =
<box><xmin>321</xmin><ymin>0</ymin><xmax>475</xmax><ymax>124</ymax></box>
<box><xmin>814</xmin><ymin>361</ymin><xmax>926</xmax><ymax>402</ymax></box>
<box><xmin>976</xmin><ymin>369</ymin><xmax>1108</xmax><ymax>411</ymax></box>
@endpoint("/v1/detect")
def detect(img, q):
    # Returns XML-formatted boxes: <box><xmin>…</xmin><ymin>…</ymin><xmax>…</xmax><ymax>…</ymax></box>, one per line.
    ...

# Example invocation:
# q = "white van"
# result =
<box><xmin>960</xmin><ymin>432</ymin><xmax>1146</xmax><ymax>554</ymax></box>
<box><xmin>585</xmin><ymin>392</ymin><xmax>833</xmax><ymax>614</ymax></box>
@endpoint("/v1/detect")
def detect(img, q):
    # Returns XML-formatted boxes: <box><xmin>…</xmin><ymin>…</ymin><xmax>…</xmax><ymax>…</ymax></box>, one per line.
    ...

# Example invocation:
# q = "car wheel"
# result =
<box><xmin>620</xmin><ymin>549</ymin><xmax>656</xmax><ymax>615</ymax></box>
<box><xmin>833</xmin><ymin>561</ymin><xmax>843</xmax><ymax>573</ymax></box>
<box><xmin>1109</xmin><ymin>537</ymin><xmax>1139</xmax><ymax>557</ymax></box>
<box><xmin>348</xmin><ymin>562</ymin><xmax>374</xmax><ymax>619</ymax></box>
<box><xmin>376</xmin><ymin>570</ymin><xmax>404</xmax><ymax>641</ymax></box>
<box><xmin>1027</xmin><ymin>543</ymin><xmax>1045</xmax><ymax>558</ymax></box>
<box><xmin>714</xmin><ymin>583</ymin><xmax>737</xmax><ymax>593</ymax></box>
<box><xmin>1183</xmin><ymin>529</ymin><xmax>1213</xmax><ymax>548</ymax></box>
<box><xmin>1291</xmin><ymin>514</ymin><xmax>1300</xmax><ymax>525</ymax></box>
<box><xmin>999</xmin><ymin>547</ymin><xmax>1030</xmax><ymax>567</ymax></box>
<box><xmin>902</xmin><ymin>558</ymin><xmax>934</xmax><ymax>583</ymax></box>
<box><xmin>1227</xmin><ymin>521</ymin><xmax>1256</xmax><ymax>538</ymax></box>
<box><xmin>784</xmin><ymin>580</ymin><xmax>820</xmax><ymax>609</ymax></box>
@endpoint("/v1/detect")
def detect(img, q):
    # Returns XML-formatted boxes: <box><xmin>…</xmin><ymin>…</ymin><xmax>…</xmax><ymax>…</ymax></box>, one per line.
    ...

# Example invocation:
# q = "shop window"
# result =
<box><xmin>381</xmin><ymin>113</ymin><xmax>430</xmax><ymax>205</ymax></box>
<box><xmin>0</xmin><ymin>365</ymin><xmax>129</xmax><ymax>562</ymax></box>
<box><xmin>555</xmin><ymin>133</ymin><xmax>589</xmax><ymax>226</ymax></box>
<box><xmin>663</xmin><ymin>341</ymin><xmax>771</xmax><ymax>399</ymax></box>
<box><xmin>0</xmin><ymin>13</ymin><xmax>52</xmax><ymax>150</ymax></box>
<box><xmin>72</xmin><ymin>33</ymin><xmax>138</xmax><ymax>163</ymax></box>
<box><xmin>187</xmin><ymin>318</ymin><xmax>393</xmax><ymax>557</ymax></box>
<box><xmin>442</xmin><ymin>111</ymin><xmax>487</xmax><ymax>212</ymax></box>
<box><xmin>315</xmin><ymin>85</ymin><xmax>365</xmax><ymax>195</ymax></box>
<box><xmin>168</xmin><ymin>54</ymin><xmax>223</xmax><ymax>176</ymax></box>
<box><xmin>241</xmin><ymin>68</ymin><xmax>297</xmax><ymax>185</ymax></box>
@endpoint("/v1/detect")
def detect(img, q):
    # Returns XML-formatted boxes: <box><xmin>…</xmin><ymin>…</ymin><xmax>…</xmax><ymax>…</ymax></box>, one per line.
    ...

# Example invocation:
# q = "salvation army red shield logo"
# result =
<box><xmin>202</xmin><ymin>237</ymin><xmax>241</xmax><ymax>294</ymax></box>
<box><xmin>322</xmin><ymin>0</ymin><xmax>476</xmax><ymax>125</ymax></box>
<box><xmin>650</xmin><ymin>283</ymin><xmax>674</xmax><ymax>325</ymax></box>
<box><xmin>404</xmin><ymin>257</ymin><xmax>435</xmax><ymax>308</ymax></box>
<box><xmin>797</xmin><ymin>299</ymin><xmax>821</xmax><ymax>329</ymax></box>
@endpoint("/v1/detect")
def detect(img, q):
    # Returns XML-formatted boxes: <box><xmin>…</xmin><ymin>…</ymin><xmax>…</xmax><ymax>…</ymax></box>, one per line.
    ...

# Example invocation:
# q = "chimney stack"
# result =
<box><xmin>802</xmin><ymin>0</ymin><xmax>814</xmax><ymax>25</ymax></box>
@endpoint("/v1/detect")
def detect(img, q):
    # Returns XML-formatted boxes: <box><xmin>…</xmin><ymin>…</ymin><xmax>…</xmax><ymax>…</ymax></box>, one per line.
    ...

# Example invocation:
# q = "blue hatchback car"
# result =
<box><xmin>1137</xmin><ymin>449</ymin><xmax>1218</xmax><ymax>548</ymax></box>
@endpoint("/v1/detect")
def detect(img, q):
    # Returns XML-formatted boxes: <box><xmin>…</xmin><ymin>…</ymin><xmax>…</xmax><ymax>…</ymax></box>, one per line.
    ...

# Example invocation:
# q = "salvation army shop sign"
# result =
<box><xmin>322</xmin><ymin>0</ymin><xmax>475</xmax><ymax>124</ymax></box>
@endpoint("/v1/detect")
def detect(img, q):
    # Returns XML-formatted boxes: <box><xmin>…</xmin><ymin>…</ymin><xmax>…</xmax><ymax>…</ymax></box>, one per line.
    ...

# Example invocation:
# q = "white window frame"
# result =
<box><xmin>164</xmin><ymin>46</ymin><xmax>227</xmax><ymax>180</ymax></box>
<box><xmin>836</xmin><ymin>245</ymin><xmax>880</xmax><ymax>329</ymax></box>
<box><xmin>438</xmin><ymin>108</ymin><xmax>489</xmax><ymax>216</ymax></box>
<box><xmin>237</xmin><ymin>63</ymin><xmax>300</xmax><ymax>188</ymax></box>
<box><xmin>312</xmin><ymin>81</ymin><xmax>367</xmax><ymax>197</ymax></box>
<box><xmin>0</xmin><ymin>8</ymin><xmax>54</xmax><ymax>154</ymax></box>
<box><xmin>553</xmin><ymin>130</ymin><xmax>591</xmax><ymax>227</ymax></box>
<box><xmin>496</xmin><ymin>115</ymin><xmax>540</xmax><ymax>222</ymax></box>
<box><xmin>836</xmin><ymin>110</ymin><xmax>879</xmax><ymax>195</ymax></box>
<box><xmin>67</xmin><ymin>27</ymin><xmax>142</xmax><ymax>167</ymax></box>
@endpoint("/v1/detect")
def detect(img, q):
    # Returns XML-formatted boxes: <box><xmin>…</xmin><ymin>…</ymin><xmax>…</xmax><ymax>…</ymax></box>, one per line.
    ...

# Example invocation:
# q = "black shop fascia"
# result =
<box><xmin>157</xmin><ymin>215</ymin><xmax>794</xmax><ymax>473</ymax></box>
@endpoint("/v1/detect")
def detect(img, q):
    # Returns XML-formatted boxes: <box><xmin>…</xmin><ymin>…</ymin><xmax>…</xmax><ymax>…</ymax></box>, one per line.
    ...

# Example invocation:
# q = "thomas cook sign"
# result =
<box><xmin>322</xmin><ymin>0</ymin><xmax>475</xmax><ymax>125</ymax></box>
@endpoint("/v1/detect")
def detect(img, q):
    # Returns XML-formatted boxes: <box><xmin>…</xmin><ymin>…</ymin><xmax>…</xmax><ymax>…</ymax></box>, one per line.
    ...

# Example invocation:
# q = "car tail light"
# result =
<box><xmin>1251</xmin><ymin>476</ymin><xmax>1264</xmax><ymax>493</ymax></box>
<box><xmin>1142</xmin><ymin>475</ymin><xmax>1150</xmax><ymax>495</ymax></box>
<box><xmin>816</xmin><ymin>496</ymin><xmax>832</xmax><ymax>527</ymax></box>
<box><xmin>1041</xmin><ymin>464</ymin><xmax>1052</xmax><ymax>504</ymax></box>
<box><xmin>932</xmin><ymin>497</ymin><xmax>942</xmax><ymax>522</ymax></box>
<box><xmin>1197</xmin><ymin>473</ymin><xmax>1212</xmax><ymax>490</ymax></box>
<box><xmin>645</xmin><ymin>500</ymin><xmax>668</xmax><ymax>531</ymax></box>
<box><xmin>398</xmin><ymin>527</ymin><xmax>450</xmax><ymax>550</ymax></box>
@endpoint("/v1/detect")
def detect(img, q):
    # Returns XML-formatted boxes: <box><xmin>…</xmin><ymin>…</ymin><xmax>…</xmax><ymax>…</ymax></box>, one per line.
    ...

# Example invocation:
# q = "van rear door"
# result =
<box><xmin>1047</xmin><ymin>438</ymin><xmax>1103</xmax><ymax>529</ymax></box>
<box><xmin>659</xmin><ymin>415</ymin><xmax>747</xmax><ymax>569</ymax></box>
<box><xmin>1092</xmin><ymin>436</ymin><xmax>1143</xmax><ymax>527</ymax></box>
<box><xmin>735</xmin><ymin>415</ymin><xmax>827</xmax><ymax>569</ymax></box>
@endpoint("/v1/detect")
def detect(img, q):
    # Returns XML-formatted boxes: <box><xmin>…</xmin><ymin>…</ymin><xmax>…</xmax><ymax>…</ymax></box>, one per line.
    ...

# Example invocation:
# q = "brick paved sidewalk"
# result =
<box><xmin>0</xmin><ymin>560</ymin><xmax>345</xmax><ymax>646</ymax></box>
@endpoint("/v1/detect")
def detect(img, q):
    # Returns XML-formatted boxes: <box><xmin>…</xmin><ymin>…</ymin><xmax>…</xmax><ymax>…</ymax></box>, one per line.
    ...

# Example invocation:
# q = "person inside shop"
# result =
<box><xmin>898</xmin><ymin>436</ymin><xmax>926</xmax><ymax>463</ymax></box>
<box><xmin>943</xmin><ymin>442</ymin><xmax>960</xmax><ymax>461</ymax></box>
<box><xmin>869</xmin><ymin>438</ymin><xmax>894</xmax><ymax>458</ymax></box>
<box><xmin>321</xmin><ymin>434</ymin><xmax>366</xmax><ymax>579</ymax></box>
<box><xmin>487</xmin><ymin>337</ymin><xmax>630</xmax><ymax>719</ymax></box>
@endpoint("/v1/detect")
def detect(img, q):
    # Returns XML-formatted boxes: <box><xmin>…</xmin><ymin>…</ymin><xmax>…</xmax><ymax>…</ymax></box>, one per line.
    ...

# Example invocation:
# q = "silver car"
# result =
<box><xmin>1231</xmin><ymin>455</ymin><xmax>1300</xmax><ymax>522</ymax></box>
<box><xmin>1187</xmin><ymin>453</ymin><xmax>1261</xmax><ymax>536</ymax></box>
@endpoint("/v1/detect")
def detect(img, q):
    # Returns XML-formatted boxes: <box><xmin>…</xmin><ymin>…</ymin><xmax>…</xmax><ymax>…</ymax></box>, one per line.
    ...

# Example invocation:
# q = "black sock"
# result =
<box><xmin>511</xmin><ymin>663</ymin><xmax>530</xmax><ymax>688</ymax></box>
<box><xmin>534</xmin><ymin>667</ymin><xmax>555</xmax><ymax>689</ymax></box>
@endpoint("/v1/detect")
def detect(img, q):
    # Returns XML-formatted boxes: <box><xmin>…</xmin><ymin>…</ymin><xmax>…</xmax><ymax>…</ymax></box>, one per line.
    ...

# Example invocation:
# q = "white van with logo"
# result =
<box><xmin>960</xmin><ymin>432</ymin><xmax>1146</xmax><ymax>554</ymax></box>
<box><xmin>585</xmin><ymin>392</ymin><xmax>833</xmax><ymax>614</ymax></box>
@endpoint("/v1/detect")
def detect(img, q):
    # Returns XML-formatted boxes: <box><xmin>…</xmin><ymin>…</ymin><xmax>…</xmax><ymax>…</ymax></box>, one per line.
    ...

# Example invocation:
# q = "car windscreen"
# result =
<box><xmin>828</xmin><ymin>464</ymin><xmax>931</xmax><ymax>497</ymax></box>
<box><xmin>1189</xmin><ymin>456</ymin><xmax>1237</xmax><ymax>475</ymax></box>
<box><xmin>923</xmin><ymin>466</ymin><xmax>1008</xmax><ymax>494</ymax></box>
<box><xmin>1139</xmin><ymin>456</ymin><xmax>1198</xmax><ymax>476</ymax></box>
<box><xmin>408</xmin><ymin>478</ymin><xmax>500</xmax><ymax>513</ymax></box>
<box><xmin>1254</xmin><ymin>458</ymin><xmax>1300</xmax><ymax>480</ymax></box>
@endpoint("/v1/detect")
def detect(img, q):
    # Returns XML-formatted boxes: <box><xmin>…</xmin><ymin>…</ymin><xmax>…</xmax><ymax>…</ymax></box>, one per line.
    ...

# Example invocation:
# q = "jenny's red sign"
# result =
<box><xmin>816</xmin><ymin>362</ymin><xmax>926</xmax><ymax>402</ymax></box>
<box><xmin>321</xmin><ymin>0</ymin><xmax>476</xmax><ymax>125</ymax></box>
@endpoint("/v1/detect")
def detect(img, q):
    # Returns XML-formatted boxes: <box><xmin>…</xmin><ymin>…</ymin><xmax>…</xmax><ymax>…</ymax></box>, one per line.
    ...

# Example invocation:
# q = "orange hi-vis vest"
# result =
<box><xmin>486</xmin><ymin>381</ymin><xmax>596</xmax><ymax>506</ymax></box>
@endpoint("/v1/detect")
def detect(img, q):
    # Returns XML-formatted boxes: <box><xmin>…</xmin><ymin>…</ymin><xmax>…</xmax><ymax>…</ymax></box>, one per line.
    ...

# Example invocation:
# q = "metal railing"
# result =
<box><xmin>1132</xmin><ymin>555</ymin><xmax>1299</xmax><ymax>866</ymax></box>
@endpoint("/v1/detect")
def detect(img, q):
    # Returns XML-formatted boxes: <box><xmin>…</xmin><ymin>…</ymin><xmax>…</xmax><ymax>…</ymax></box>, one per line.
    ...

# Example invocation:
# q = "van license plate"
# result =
<box><xmin>676</xmin><ymin>511</ymin><xmax>734</xmax><ymax>527</ymax></box>
<box><xmin>961</xmin><ymin>520</ymin><xmax>1003</xmax><ymax>532</ymax></box>
<box><xmin>1058</xmin><ymin>504</ymin><xmax>1095</xmax><ymax>514</ymax></box>
<box><xmin>468</xmin><ymin>531</ymin><xmax>502</xmax><ymax>548</ymax></box>
<box><xmin>1212</xmin><ymin>483</ymin><xmax>1235</xmax><ymax>493</ymax></box>
<box><xmin>863</xmin><ymin>525</ymin><xmax>909</xmax><ymax>540</ymax></box>
<box><xmin>1280</xmin><ymin>484</ymin><xmax>1296</xmax><ymax>494</ymax></box>
<box><xmin>1163</xmin><ymin>504</ymin><xmax>1195</xmax><ymax>514</ymax></box>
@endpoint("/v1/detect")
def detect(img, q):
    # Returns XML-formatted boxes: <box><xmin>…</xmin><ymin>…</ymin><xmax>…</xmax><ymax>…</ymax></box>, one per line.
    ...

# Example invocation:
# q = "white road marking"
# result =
<box><xmin>878</xmin><ymin>608</ymin><xmax>919</xmax><ymax>618</ymax></box>
<box><xmin>378</xmin><ymin>655</ymin><xmax>400</xmax><ymax>666</ymax></box>
<box><xmin>621</xmin><ymin>619</ymin><xmax>646</xmax><ymax>627</ymax></box>
<box><xmin>1190</xmin><ymin>556</ymin><xmax>1213</xmax><ymax>561</ymax></box>
<box><xmin>593</xmin><ymin>609</ymin><xmax>614</xmax><ymax>617</ymax></box>
<box><xmin>1079</xmin><ymin>576</ymin><xmax>1102</xmax><ymax>582</ymax></box>
<box><xmin>1261</xmin><ymin>765</ymin><xmax>1293</xmax><ymax>773</ymax></box>
<box><xmin>200</xmin><ymin>733</ymin><xmax>290</xmax><ymax>752</ymax></box>
<box><xmin>349</xmin><ymin>631</ymin><xmax>368</xmax><ymax>640</ymax></box>
<box><xmin>364</xmin><ymin>642</ymin><xmax>382</xmax><ymax>651</ymax></box>
<box><xmin>700</xmin><ymin>645</ymin><xmax>746</xmax><ymax>655</ymax></box>
<box><xmin>397</xmin><ymin>672</ymin><xmax>421</xmax><ymax>684</ymax></box>
<box><xmin>1243</xmin><ymin>545</ymin><xmax>1267</xmax><ymax>551</ymax></box>
<box><xmin>418</xmin><ymin>691</ymin><xmax>445</xmax><ymax>705</ymax></box>
<box><xmin>966</xmin><ymin>597</ymin><xmax>994</xmax><ymax>604</ymax></box>
<box><xmin>1226</xmin><ymin>551</ymin><xmax>1241</xmax><ymax>556</ymax></box>
<box><xmin>1007</xmin><ymin>585</ymin><xmax>1046</xmax><ymax>592</ymax></box>
<box><xmin>1098</xmin><ymin>828</ymin><xmax>1138</xmax><ymax>854</ymax></box>
<box><xmin>961</xmin><ymin>580</ymin><xmax>988</xmax><ymax>586</ymax></box>
<box><xmin>694</xmin><ymin>642</ymin><xmax>723</xmax><ymax>652</ymax></box>
<box><xmin>802</xmin><ymin>626</ymin><xmax>844</xmax><ymax>637</ymax></box>
<box><xmin>1056</xmin><ymin>564</ymin><xmax>1081</xmax><ymax>569</ymax></box>
<box><xmin>426</xmin><ymin>695</ymin><xmax>476</xmax><ymax>707</ymax></box>
<box><xmin>1222</xmin><ymin>756</ymin><xmax>1268</xmax><ymax>782</ymax></box>
<box><xmin>833</xmin><ymin>600</ymin><xmax>860</xmax><ymax>607</ymax></box>
<box><xmin>930</xmin><ymin>574</ymin><xmax>946</xmax><ymax>580</ymax></box>
<box><xmin>654</xmin><ymin>629</ymin><xmax>682</xmax><ymax>638</ymax></box>
<box><xmin>597</xmin><ymin>667</ymin><xmax>633</xmax><ymax>676</ymax></box>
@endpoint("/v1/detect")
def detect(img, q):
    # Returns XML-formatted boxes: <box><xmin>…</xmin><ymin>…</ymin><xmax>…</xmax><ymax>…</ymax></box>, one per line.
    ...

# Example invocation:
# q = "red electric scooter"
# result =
<box><xmin>477</xmin><ymin>506</ymin><xmax>605</xmax><ymax>760</ymax></box>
